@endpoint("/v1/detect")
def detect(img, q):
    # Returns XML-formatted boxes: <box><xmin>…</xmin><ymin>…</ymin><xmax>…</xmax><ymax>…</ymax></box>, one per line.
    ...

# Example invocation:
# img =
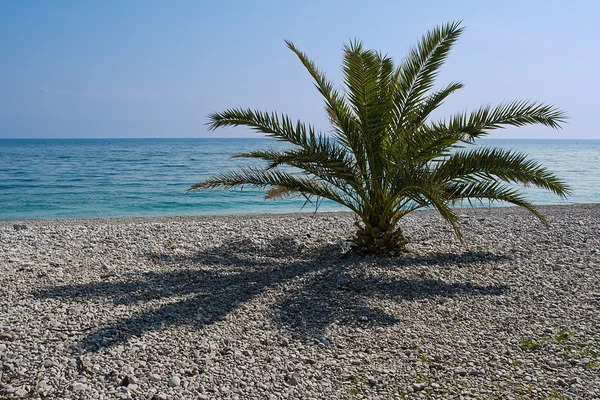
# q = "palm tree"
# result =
<box><xmin>189</xmin><ymin>22</ymin><xmax>569</xmax><ymax>255</ymax></box>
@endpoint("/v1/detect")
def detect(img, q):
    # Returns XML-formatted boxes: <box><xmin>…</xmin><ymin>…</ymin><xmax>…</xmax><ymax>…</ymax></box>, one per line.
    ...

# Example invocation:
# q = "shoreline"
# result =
<box><xmin>1</xmin><ymin>203</ymin><xmax>599</xmax><ymax>399</ymax></box>
<box><xmin>1</xmin><ymin>202</ymin><xmax>598</xmax><ymax>226</ymax></box>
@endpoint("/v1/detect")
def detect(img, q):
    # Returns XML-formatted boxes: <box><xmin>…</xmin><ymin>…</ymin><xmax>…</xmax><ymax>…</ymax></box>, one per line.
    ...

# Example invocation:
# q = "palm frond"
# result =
<box><xmin>436</xmin><ymin>147</ymin><xmax>571</xmax><ymax>197</ymax></box>
<box><xmin>285</xmin><ymin>41</ymin><xmax>362</xmax><ymax>151</ymax></box>
<box><xmin>343</xmin><ymin>41</ymin><xmax>395</xmax><ymax>138</ymax></box>
<box><xmin>400</xmin><ymin>183</ymin><xmax>462</xmax><ymax>240</ymax></box>
<box><xmin>394</xmin><ymin>21</ymin><xmax>464</xmax><ymax>130</ymax></box>
<box><xmin>207</xmin><ymin>108</ymin><xmax>319</xmax><ymax>148</ymax></box>
<box><xmin>446</xmin><ymin>180</ymin><xmax>548</xmax><ymax>225</ymax></box>
<box><xmin>431</xmin><ymin>100</ymin><xmax>568</xmax><ymax>141</ymax></box>
<box><xmin>410</xmin><ymin>81</ymin><xmax>464</xmax><ymax>129</ymax></box>
<box><xmin>234</xmin><ymin>134</ymin><xmax>354</xmax><ymax>174</ymax></box>
<box><xmin>188</xmin><ymin>166</ymin><xmax>358</xmax><ymax>212</ymax></box>
<box><xmin>196</xmin><ymin>23</ymin><xmax>568</xmax><ymax>255</ymax></box>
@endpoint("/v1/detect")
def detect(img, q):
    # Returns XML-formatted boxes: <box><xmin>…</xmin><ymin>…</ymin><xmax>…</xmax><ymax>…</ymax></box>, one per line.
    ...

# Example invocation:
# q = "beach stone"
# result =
<box><xmin>71</xmin><ymin>382</ymin><xmax>89</xmax><ymax>392</ymax></box>
<box><xmin>0</xmin><ymin>332</ymin><xmax>15</xmax><ymax>341</ymax></box>
<box><xmin>285</xmin><ymin>373</ymin><xmax>300</xmax><ymax>386</ymax></box>
<box><xmin>0</xmin><ymin>205</ymin><xmax>599</xmax><ymax>399</ymax></box>
<box><xmin>168</xmin><ymin>376</ymin><xmax>181</xmax><ymax>387</ymax></box>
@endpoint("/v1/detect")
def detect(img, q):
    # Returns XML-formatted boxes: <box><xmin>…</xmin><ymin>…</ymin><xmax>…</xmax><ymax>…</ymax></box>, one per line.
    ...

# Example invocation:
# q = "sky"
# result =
<box><xmin>0</xmin><ymin>0</ymin><xmax>598</xmax><ymax>139</ymax></box>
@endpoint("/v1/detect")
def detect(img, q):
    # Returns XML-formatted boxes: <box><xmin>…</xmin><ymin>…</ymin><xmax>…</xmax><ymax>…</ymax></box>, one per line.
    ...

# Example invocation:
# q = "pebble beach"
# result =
<box><xmin>1</xmin><ymin>204</ymin><xmax>599</xmax><ymax>399</ymax></box>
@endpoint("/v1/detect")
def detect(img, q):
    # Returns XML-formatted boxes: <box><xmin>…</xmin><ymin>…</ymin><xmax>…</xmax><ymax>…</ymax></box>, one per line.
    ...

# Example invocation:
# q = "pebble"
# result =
<box><xmin>318</xmin><ymin>337</ymin><xmax>331</xmax><ymax>346</ymax></box>
<box><xmin>71</xmin><ymin>382</ymin><xmax>89</xmax><ymax>392</ymax></box>
<box><xmin>0</xmin><ymin>205</ymin><xmax>598</xmax><ymax>399</ymax></box>
<box><xmin>0</xmin><ymin>332</ymin><xmax>15</xmax><ymax>341</ymax></box>
<box><xmin>285</xmin><ymin>373</ymin><xmax>300</xmax><ymax>386</ymax></box>
<box><xmin>168</xmin><ymin>376</ymin><xmax>181</xmax><ymax>387</ymax></box>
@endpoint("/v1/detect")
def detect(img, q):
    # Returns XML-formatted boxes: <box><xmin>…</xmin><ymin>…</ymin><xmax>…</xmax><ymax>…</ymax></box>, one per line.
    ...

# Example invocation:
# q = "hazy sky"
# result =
<box><xmin>1</xmin><ymin>1</ymin><xmax>598</xmax><ymax>139</ymax></box>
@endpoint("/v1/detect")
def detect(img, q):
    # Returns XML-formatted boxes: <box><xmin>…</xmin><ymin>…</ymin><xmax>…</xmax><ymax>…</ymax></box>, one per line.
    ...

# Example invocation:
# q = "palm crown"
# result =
<box><xmin>190</xmin><ymin>22</ymin><xmax>569</xmax><ymax>254</ymax></box>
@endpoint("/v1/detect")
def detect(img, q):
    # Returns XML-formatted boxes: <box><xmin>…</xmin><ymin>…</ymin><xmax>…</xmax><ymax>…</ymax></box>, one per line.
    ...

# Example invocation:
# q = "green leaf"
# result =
<box><xmin>193</xmin><ymin>22</ymin><xmax>569</xmax><ymax>254</ymax></box>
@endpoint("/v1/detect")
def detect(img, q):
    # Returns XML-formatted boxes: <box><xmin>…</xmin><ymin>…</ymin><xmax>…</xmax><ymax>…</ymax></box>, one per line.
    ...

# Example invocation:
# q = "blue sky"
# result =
<box><xmin>1</xmin><ymin>0</ymin><xmax>598</xmax><ymax>139</ymax></box>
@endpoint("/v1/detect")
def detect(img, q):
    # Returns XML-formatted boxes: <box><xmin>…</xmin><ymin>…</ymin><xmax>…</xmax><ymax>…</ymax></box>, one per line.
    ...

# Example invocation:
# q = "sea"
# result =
<box><xmin>0</xmin><ymin>138</ymin><xmax>598</xmax><ymax>221</ymax></box>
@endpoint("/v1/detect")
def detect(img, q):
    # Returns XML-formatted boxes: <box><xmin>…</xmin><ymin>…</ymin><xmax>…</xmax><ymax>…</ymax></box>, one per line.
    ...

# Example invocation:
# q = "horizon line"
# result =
<box><xmin>1</xmin><ymin>137</ymin><xmax>599</xmax><ymax>140</ymax></box>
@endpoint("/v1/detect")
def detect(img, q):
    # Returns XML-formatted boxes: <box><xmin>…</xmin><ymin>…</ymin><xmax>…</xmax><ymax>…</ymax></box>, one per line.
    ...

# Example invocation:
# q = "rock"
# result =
<box><xmin>285</xmin><ymin>373</ymin><xmax>300</xmax><ymax>386</ymax></box>
<box><xmin>71</xmin><ymin>382</ymin><xmax>89</xmax><ymax>392</ymax></box>
<box><xmin>3</xmin><ymin>386</ymin><xmax>15</xmax><ymax>394</ymax></box>
<box><xmin>0</xmin><ymin>206</ymin><xmax>599</xmax><ymax>399</ymax></box>
<box><xmin>0</xmin><ymin>332</ymin><xmax>15</xmax><ymax>341</ymax></box>
<box><xmin>412</xmin><ymin>383</ymin><xmax>425</xmax><ymax>391</ymax></box>
<box><xmin>168</xmin><ymin>375</ymin><xmax>181</xmax><ymax>387</ymax></box>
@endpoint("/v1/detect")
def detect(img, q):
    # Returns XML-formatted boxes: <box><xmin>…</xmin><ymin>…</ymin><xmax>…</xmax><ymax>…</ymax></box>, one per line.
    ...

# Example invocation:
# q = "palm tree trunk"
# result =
<box><xmin>352</xmin><ymin>217</ymin><xmax>408</xmax><ymax>255</ymax></box>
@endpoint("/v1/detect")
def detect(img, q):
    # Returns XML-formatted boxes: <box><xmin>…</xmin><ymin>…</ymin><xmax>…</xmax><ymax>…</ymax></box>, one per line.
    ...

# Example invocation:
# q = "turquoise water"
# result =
<box><xmin>0</xmin><ymin>138</ymin><xmax>598</xmax><ymax>220</ymax></box>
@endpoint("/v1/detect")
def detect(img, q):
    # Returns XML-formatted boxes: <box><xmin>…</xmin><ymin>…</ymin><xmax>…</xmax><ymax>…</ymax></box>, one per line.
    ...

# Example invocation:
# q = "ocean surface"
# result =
<box><xmin>0</xmin><ymin>138</ymin><xmax>598</xmax><ymax>220</ymax></box>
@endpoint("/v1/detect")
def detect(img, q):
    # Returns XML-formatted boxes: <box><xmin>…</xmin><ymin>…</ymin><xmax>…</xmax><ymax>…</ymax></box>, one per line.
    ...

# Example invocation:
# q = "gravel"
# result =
<box><xmin>0</xmin><ymin>204</ymin><xmax>599</xmax><ymax>399</ymax></box>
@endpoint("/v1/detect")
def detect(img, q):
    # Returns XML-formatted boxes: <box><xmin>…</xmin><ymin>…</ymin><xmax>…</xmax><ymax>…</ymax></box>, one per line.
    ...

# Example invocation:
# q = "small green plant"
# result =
<box><xmin>585</xmin><ymin>360</ymin><xmax>599</xmax><ymax>370</ymax></box>
<box><xmin>347</xmin><ymin>375</ymin><xmax>367</xmax><ymax>398</ymax></box>
<box><xmin>549</xmin><ymin>389</ymin><xmax>569</xmax><ymax>399</ymax></box>
<box><xmin>545</xmin><ymin>328</ymin><xmax>599</xmax><ymax>363</ymax></box>
<box><xmin>515</xmin><ymin>383</ymin><xmax>535</xmax><ymax>396</ymax></box>
<box><xmin>554</xmin><ymin>329</ymin><xmax>575</xmax><ymax>343</ymax></box>
<box><xmin>519</xmin><ymin>339</ymin><xmax>544</xmax><ymax>350</ymax></box>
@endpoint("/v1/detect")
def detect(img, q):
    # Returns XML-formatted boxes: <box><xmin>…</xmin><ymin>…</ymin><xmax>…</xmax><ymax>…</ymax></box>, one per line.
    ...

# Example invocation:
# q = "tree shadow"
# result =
<box><xmin>38</xmin><ymin>239</ymin><xmax>509</xmax><ymax>352</ymax></box>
